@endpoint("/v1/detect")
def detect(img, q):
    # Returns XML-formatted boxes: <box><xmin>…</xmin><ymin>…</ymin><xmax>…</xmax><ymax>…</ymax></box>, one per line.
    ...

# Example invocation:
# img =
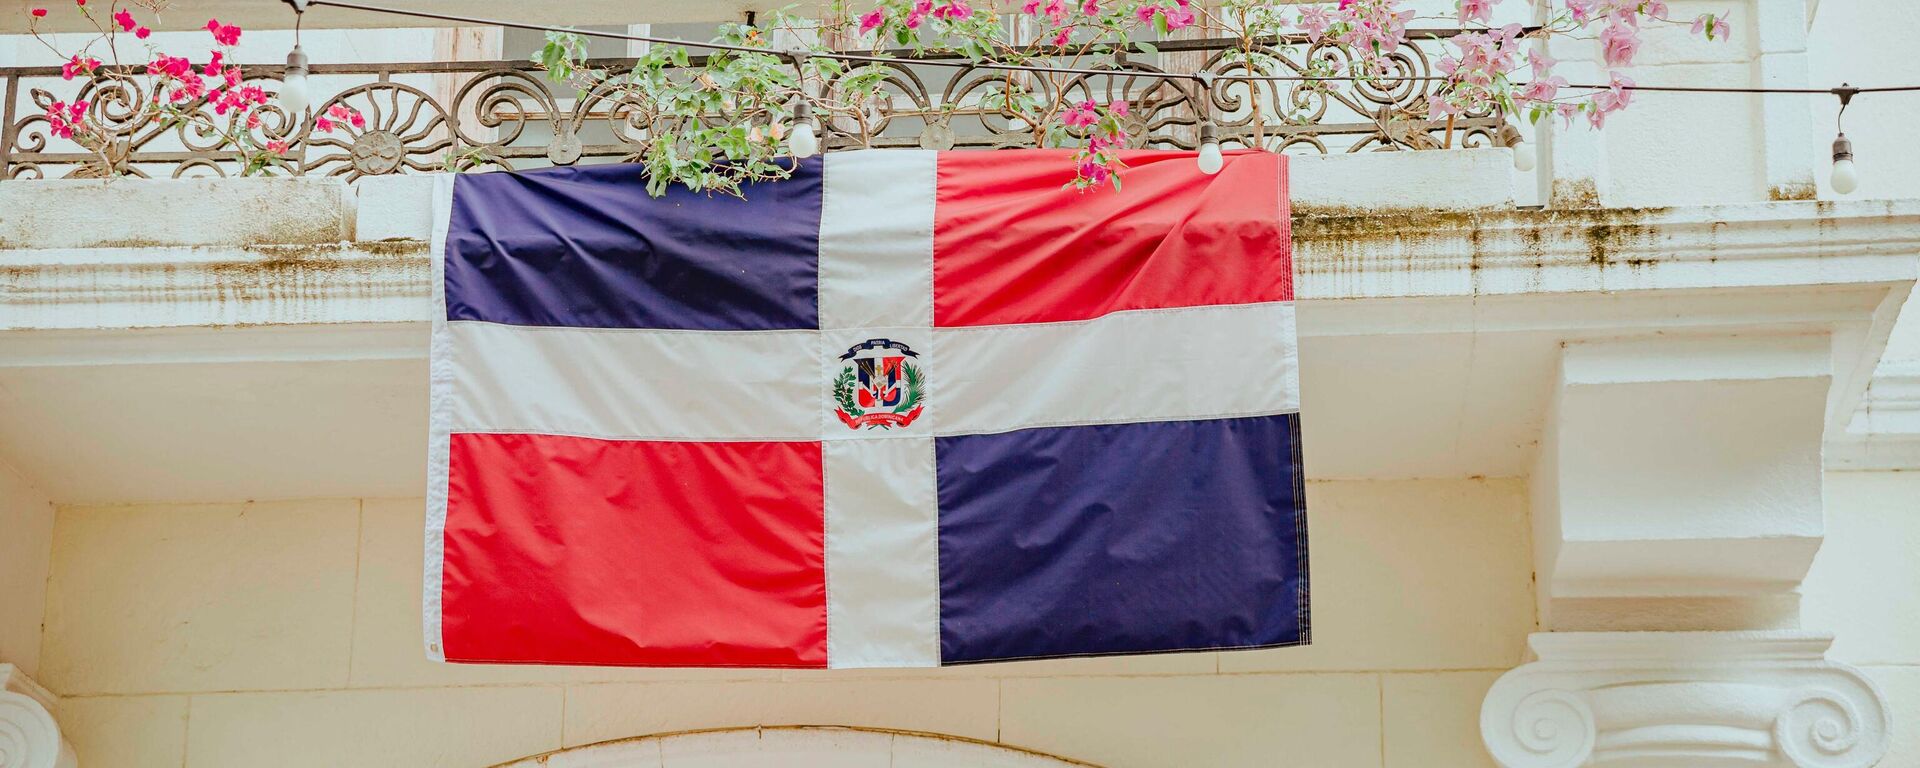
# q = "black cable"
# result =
<box><xmin>298</xmin><ymin>0</ymin><xmax>1920</xmax><ymax>96</ymax></box>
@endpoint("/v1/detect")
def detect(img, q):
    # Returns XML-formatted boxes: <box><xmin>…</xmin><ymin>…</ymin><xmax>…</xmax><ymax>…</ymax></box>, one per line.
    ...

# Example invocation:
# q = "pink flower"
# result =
<box><xmin>1051</xmin><ymin>27</ymin><xmax>1071</xmax><ymax>46</ymax></box>
<box><xmin>1062</xmin><ymin>99</ymin><xmax>1098</xmax><ymax>128</ymax></box>
<box><xmin>246</xmin><ymin>111</ymin><xmax>262</xmax><ymax>129</ymax></box>
<box><xmin>1587</xmin><ymin>72</ymin><xmax>1635</xmax><ymax>128</ymax></box>
<box><xmin>1296</xmin><ymin>6</ymin><xmax>1331</xmax><ymax>40</ymax></box>
<box><xmin>1043</xmin><ymin>0</ymin><xmax>1067</xmax><ymax>22</ymax></box>
<box><xmin>148</xmin><ymin>54</ymin><xmax>192</xmax><ymax>79</ymax></box>
<box><xmin>223</xmin><ymin>66</ymin><xmax>241</xmax><ymax>87</ymax></box>
<box><xmin>1110</xmin><ymin>99</ymin><xmax>1128</xmax><ymax>116</ymax></box>
<box><xmin>1163</xmin><ymin>4</ymin><xmax>1195</xmax><ymax>28</ymax></box>
<box><xmin>1529</xmin><ymin>49</ymin><xmax>1556</xmax><ymax>76</ymax></box>
<box><xmin>1556</xmin><ymin>102</ymin><xmax>1579</xmax><ymax>127</ymax></box>
<box><xmin>1136</xmin><ymin>3</ymin><xmax>1194</xmax><ymax>30</ymax></box>
<box><xmin>858</xmin><ymin>8</ymin><xmax>884</xmax><ymax>33</ymax></box>
<box><xmin>1081</xmin><ymin>0</ymin><xmax>1098</xmax><ymax>14</ymax></box>
<box><xmin>904</xmin><ymin>0</ymin><xmax>932</xmax><ymax>28</ymax></box>
<box><xmin>1606</xmin><ymin>71</ymin><xmax>1634</xmax><ymax>108</ymax></box>
<box><xmin>1457</xmin><ymin>0</ymin><xmax>1493</xmax><ymax>25</ymax></box>
<box><xmin>1690</xmin><ymin>13</ymin><xmax>1729</xmax><ymax>41</ymax></box>
<box><xmin>932</xmin><ymin>1</ymin><xmax>972</xmax><ymax>21</ymax></box>
<box><xmin>1599</xmin><ymin>18</ymin><xmax>1639</xmax><ymax>67</ymax></box>
<box><xmin>350</xmin><ymin>111</ymin><xmax>366</xmax><ymax>128</ymax></box>
<box><xmin>61</xmin><ymin>55</ymin><xmax>100</xmax><ymax>80</ymax></box>
<box><xmin>135</xmin><ymin>26</ymin><xmax>149</xmax><ymax>38</ymax></box>
<box><xmin>205</xmin><ymin>51</ymin><xmax>224</xmax><ymax>72</ymax></box>
<box><xmin>1021</xmin><ymin>0</ymin><xmax>1040</xmax><ymax>14</ymax></box>
<box><xmin>205</xmin><ymin>18</ymin><xmax>241</xmax><ymax>46</ymax></box>
<box><xmin>46</xmin><ymin>99</ymin><xmax>89</xmax><ymax>140</ymax></box>
<box><xmin>1641</xmin><ymin>1</ymin><xmax>1669</xmax><ymax>20</ymax></box>
<box><xmin>113</xmin><ymin>7</ymin><xmax>134</xmax><ymax>30</ymax></box>
<box><xmin>1566</xmin><ymin>0</ymin><xmax>1596</xmax><ymax>23</ymax></box>
<box><xmin>1076</xmin><ymin>159</ymin><xmax>1110</xmax><ymax>186</ymax></box>
<box><xmin>1518</xmin><ymin>74</ymin><xmax>1565</xmax><ymax>103</ymax></box>
<box><xmin>266</xmin><ymin>140</ymin><xmax>289</xmax><ymax>154</ymax></box>
<box><xmin>30</xmin><ymin>8</ymin><xmax>47</xmax><ymax>17</ymax></box>
<box><xmin>73</xmin><ymin>0</ymin><xmax>83</xmax><ymax>5</ymax></box>
<box><xmin>315</xmin><ymin>116</ymin><xmax>334</xmax><ymax>132</ymax></box>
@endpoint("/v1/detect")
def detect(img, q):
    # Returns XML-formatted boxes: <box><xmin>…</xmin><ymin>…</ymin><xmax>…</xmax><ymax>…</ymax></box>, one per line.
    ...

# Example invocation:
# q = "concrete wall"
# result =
<box><xmin>0</xmin><ymin>461</ymin><xmax>54</xmax><ymax>678</ymax></box>
<box><xmin>1802</xmin><ymin>470</ymin><xmax>1920</xmax><ymax>766</ymax></box>
<box><xmin>35</xmin><ymin>471</ymin><xmax>1919</xmax><ymax>768</ymax></box>
<box><xmin>40</xmin><ymin>479</ymin><xmax>1533</xmax><ymax>768</ymax></box>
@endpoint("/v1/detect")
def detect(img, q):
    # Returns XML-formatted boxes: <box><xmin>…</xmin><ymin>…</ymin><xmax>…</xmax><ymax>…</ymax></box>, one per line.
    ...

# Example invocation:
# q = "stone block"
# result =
<box><xmin>184</xmin><ymin>686</ymin><xmax>562</xmax><ymax>768</ymax></box>
<box><xmin>41</xmin><ymin>499</ymin><xmax>359</xmax><ymax>694</ymax></box>
<box><xmin>999</xmin><ymin>674</ymin><xmax>1381</xmax><ymax>768</ymax></box>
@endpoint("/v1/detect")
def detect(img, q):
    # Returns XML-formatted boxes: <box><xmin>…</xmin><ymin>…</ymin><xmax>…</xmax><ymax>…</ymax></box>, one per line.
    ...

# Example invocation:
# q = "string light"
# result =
<box><xmin>786</xmin><ymin>52</ymin><xmax>820</xmax><ymax>159</ymax></box>
<box><xmin>1194</xmin><ymin>72</ymin><xmax>1222</xmax><ymax>175</ymax></box>
<box><xmin>1196</xmin><ymin>121</ymin><xmax>1223</xmax><ymax>175</ymax></box>
<box><xmin>292</xmin><ymin>0</ymin><xmax>1920</xmax><ymax>95</ymax></box>
<box><xmin>279</xmin><ymin>0</ymin><xmax>310</xmax><ymax>119</ymax></box>
<box><xmin>1830</xmin><ymin>84</ymin><xmax>1859</xmax><ymax>195</ymax></box>
<box><xmin>788</xmin><ymin>99</ymin><xmax>819</xmax><ymax>159</ymax></box>
<box><xmin>284</xmin><ymin>0</ymin><xmax>1920</xmax><ymax>189</ymax></box>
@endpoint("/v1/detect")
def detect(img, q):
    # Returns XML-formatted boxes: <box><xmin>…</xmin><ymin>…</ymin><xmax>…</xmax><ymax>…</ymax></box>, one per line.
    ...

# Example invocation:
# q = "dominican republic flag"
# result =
<box><xmin>425</xmin><ymin>149</ymin><xmax>1308</xmax><ymax>668</ymax></box>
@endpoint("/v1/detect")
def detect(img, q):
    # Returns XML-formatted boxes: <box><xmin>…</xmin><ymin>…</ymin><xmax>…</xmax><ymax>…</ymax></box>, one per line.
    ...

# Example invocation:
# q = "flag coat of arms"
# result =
<box><xmin>425</xmin><ymin>149</ymin><xmax>1308</xmax><ymax>668</ymax></box>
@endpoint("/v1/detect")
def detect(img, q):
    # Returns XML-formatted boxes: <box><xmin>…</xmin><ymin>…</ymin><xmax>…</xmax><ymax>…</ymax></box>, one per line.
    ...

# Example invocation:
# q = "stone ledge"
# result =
<box><xmin>5</xmin><ymin>199</ymin><xmax>1915</xmax><ymax>331</ymax></box>
<box><xmin>0</xmin><ymin>149</ymin><xmax>1519</xmax><ymax>254</ymax></box>
<box><xmin>0</xmin><ymin>176</ymin><xmax>351</xmax><ymax>250</ymax></box>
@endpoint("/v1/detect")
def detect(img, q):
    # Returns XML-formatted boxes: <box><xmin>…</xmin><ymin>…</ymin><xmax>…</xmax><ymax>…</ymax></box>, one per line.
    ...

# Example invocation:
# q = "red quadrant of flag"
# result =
<box><xmin>932</xmin><ymin>150</ymin><xmax>1291</xmax><ymax>327</ymax></box>
<box><xmin>441</xmin><ymin>433</ymin><xmax>828</xmax><ymax>667</ymax></box>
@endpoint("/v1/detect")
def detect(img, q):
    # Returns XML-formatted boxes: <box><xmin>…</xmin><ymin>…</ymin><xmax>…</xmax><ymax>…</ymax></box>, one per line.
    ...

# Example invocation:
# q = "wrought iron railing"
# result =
<box><xmin>0</xmin><ymin>34</ymin><xmax>1503</xmax><ymax>181</ymax></box>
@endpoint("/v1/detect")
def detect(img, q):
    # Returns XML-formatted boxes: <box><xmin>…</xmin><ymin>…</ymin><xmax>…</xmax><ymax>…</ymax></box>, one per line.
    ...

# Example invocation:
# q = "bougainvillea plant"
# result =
<box><xmin>23</xmin><ymin>0</ymin><xmax>361</xmax><ymax>176</ymax></box>
<box><xmin>24</xmin><ymin>0</ymin><xmax>1727</xmax><ymax>191</ymax></box>
<box><xmin>533</xmin><ymin>0</ymin><xmax>1729</xmax><ymax>194</ymax></box>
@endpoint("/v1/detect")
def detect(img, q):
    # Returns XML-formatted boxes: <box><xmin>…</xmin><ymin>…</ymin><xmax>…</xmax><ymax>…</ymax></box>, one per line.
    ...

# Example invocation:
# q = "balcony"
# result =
<box><xmin>0</xmin><ymin>33</ymin><xmax>1506</xmax><ymax>181</ymax></box>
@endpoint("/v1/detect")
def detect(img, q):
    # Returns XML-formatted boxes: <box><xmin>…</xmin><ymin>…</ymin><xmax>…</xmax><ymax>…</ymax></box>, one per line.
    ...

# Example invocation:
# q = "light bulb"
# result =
<box><xmin>1512</xmin><ymin>139</ymin><xmax>1536</xmax><ymax>172</ymax></box>
<box><xmin>279</xmin><ymin>73</ymin><xmax>308</xmax><ymax>117</ymax></box>
<box><xmin>788</xmin><ymin>121</ymin><xmax>818</xmax><ymax>159</ymax></box>
<box><xmin>1830</xmin><ymin>132</ymin><xmax>1858</xmax><ymax>195</ymax></box>
<box><xmin>1498</xmin><ymin>122</ymin><xmax>1533</xmax><ymax>172</ymax></box>
<box><xmin>1831</xmin><ymin>157</ymin><xmax>1858</xmax><ymax>195</ymax></box>
<box><xmin>1197</xmin><ymin>140</ymin><xmax>1224</xmax><ymax>175</ymax></box>
<box><xmin>280</xmin><ymin>46</ymin><xmax>309</xmax><ymax>118</ymax></box>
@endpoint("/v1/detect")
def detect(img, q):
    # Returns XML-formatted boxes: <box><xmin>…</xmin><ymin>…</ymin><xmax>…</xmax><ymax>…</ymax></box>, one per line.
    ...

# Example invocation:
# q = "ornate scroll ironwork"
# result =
<box><xmin>0</xmin><ymin>34</ymin><xmax>1502</xmax><ymax>182</ymax></box>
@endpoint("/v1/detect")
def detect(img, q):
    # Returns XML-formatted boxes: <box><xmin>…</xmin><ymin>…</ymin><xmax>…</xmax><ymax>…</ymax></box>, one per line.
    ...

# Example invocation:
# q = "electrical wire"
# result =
<box><xmin>297</xmin><ymin>0</ymin><xmax>1920</xmax><ymax>97</ymax></box>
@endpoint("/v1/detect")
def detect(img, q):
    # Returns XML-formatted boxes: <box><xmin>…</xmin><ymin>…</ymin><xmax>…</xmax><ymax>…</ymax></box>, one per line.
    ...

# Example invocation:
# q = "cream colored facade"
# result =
<box><xmin>23</xmin><ymin>477</ymin><xmax>1914</xmax><ymax>768</ymax></box>
<box><xmin>6</xmin><ymin>1</ymin><xmax>1920</xmax><ymax>766</ymax></box>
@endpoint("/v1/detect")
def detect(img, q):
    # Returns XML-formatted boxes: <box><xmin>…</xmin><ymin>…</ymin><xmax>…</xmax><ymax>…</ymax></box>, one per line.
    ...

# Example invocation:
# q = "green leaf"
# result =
<box><xmin>1135</xmin><ymin>40</ymin><xmax>1158</xmax><ymax>56</ymax></box>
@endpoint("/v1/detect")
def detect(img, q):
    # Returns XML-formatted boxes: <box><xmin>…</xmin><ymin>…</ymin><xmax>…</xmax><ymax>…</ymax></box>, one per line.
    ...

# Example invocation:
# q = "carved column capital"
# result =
<box><xmin>0</xmin><ymin>665</ymin><xmax>75</xmax><ymax>768</ymax></box>
<box><xmin>1481</xmin><ymin>632</ymin><xmax>1890</xmax><ymax>768</ymax></box>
